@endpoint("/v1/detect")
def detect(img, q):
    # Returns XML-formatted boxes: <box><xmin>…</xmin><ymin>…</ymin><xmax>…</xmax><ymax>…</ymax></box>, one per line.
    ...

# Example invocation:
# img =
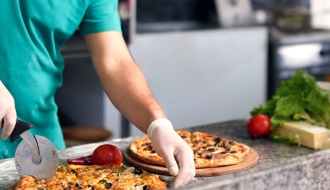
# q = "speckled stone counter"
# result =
<box><xmin>1</xmin><ymin>119</ymin><xmax>329</xmax><ymax>190</ymax></box>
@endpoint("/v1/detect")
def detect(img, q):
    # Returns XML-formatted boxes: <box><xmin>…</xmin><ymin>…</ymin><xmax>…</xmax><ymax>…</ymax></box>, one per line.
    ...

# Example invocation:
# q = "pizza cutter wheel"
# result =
<box><xmin>9</xmin><ymin>119</ymin><xmax>59</xmax><ymax>180</ymax></box>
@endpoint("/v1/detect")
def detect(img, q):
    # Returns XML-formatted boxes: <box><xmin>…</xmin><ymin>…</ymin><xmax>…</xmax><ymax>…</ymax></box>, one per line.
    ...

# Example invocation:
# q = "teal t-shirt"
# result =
<box><xmin>0</xmin><ymin>0</ymin><xmax>122</xmax><ymax>159</ymax></box>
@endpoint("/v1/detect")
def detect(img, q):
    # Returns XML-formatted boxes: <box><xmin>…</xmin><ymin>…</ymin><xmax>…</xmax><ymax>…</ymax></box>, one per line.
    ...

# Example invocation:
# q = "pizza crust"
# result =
<box><xmin>130</xmin><ymin>136</ymin><xmax>166</xmax><ymax>165</ymax></box>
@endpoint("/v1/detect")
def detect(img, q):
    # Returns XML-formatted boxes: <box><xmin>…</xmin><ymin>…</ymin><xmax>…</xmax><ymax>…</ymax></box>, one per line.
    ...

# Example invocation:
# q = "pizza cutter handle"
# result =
<box><xmin>9</xmin><ymin>119</ymin><xmax>33</xmax><ymax>143</ymax></box>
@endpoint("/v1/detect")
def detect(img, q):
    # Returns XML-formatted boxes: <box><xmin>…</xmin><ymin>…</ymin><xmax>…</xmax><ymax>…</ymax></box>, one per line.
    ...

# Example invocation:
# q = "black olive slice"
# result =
<box><xmin>134</xmin><ymin>167</ymin><xmax>143</xmax><ymax>174</ymax></box>
<box><xmin>75</xmin><ymin>183</ymin><xmax>83</xmax><ymax>189</ymax></box>
<box><xmin>105</xmin><ymin>183</ymin><xmax>112</xmax><ymax>189</ymax></box>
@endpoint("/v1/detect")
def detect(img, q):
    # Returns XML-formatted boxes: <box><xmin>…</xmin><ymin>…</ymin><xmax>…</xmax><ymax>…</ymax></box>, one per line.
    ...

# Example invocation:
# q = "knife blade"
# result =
<box><xmin>9</xmin><ymin>119</ymin><xmax>59</xmax><ymax>180</ymax></box>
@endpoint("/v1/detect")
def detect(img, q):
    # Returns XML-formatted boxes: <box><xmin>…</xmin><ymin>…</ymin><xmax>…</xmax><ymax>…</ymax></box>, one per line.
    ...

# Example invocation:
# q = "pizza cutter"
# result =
<box><xmin>9</xmin><ymin>119</ymin><xmax>59</xmax><ymax>180</ymax></box>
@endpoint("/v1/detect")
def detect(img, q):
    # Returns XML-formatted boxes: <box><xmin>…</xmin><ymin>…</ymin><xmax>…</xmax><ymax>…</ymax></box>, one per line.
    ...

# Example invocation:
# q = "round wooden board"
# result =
<box><xmin>124</xmin><ymin>147</ymin><xmax>259</xmax><ymax>177</ymax></box>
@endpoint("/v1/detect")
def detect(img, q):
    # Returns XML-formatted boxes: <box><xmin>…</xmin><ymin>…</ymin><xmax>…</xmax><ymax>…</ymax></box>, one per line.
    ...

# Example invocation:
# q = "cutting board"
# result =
<box><xmin>124</xmin><ymin>147</ymin><xmax>259</xmax><ymax>177</ymax></box>
<box><xmin>62</xmin><ymin>126</ymin><xmax>112</xmax><ymax>142</ymax></box>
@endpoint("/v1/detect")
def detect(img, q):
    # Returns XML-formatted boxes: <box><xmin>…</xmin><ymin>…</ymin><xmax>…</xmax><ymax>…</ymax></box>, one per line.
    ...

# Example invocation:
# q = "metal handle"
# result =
<box><xmin>320</xmin><ymin>49</ymin><xmax>330</xmax><ymax>56</ymax></box>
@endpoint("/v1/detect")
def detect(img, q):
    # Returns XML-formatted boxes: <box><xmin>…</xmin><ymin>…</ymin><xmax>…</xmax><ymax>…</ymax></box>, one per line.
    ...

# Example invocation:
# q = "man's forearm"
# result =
<box><xmin>96</xmin><ymin>58</ymin><xmax>166</xmax><ymax>133</ymax></box>
<box><xmin>84</xmin><ymin>32</ymin><xmax>166</xmax><ymax>133</ymax></box>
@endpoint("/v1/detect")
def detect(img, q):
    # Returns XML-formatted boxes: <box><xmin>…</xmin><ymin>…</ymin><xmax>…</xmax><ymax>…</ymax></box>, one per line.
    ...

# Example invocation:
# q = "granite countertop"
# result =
<box><xmin>1</xmin><ymin>119</ymin><xmax>330</xmax><ymax>190</ymax></box>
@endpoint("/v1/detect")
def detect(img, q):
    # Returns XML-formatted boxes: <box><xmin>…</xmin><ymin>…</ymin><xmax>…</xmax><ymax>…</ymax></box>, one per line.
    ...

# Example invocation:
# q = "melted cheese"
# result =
<box><xmin>15</xmin><ymin>165</ymin><xmax>167</xmax><ymax>190</ymax></box>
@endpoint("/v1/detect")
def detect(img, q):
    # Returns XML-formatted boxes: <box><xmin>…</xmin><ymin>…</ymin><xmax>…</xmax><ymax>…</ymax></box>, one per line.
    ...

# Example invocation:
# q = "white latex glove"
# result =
<box><xmin>148</xmin><ymin>118</ymin><xmax>195</xmax><ymax>188</ymax></box>
<box><xmin>0</xmin><ymin>81</ymin><xmax>17</xmax><ymax>140</ymax></box>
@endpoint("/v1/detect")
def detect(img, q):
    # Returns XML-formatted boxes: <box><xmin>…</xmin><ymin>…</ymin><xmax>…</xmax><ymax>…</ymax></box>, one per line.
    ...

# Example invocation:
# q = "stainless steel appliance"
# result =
<box><xmin>268</xmin><ymin>29</ymin><xmax>330</xmax><ymax>99</ymax></box>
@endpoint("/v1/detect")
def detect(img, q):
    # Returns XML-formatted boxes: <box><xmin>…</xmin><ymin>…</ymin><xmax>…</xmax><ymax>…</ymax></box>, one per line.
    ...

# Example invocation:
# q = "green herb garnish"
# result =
<box><xmin>83</xmin><ymin>168</ymin><xmax>90</xmax><ymax>172</ymax></box>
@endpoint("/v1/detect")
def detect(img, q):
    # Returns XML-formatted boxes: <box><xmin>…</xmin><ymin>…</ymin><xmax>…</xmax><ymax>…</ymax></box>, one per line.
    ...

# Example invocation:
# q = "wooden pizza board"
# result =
<box><xmin>124</xmin><ymin>147</ymin><xmax>259</xmax><ymax>177</ymax></box>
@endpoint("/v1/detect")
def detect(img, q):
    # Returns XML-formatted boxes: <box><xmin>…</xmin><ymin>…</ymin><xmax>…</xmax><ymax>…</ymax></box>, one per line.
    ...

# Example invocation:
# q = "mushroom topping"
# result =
<box><xmin>212</xmin><ymin>153</ymin><xmax>225</xmax><ymax>159</ymax></box>
<box><xmin>224</xmin><ymin>141</ymin><xmax>234</xmax><ymax>150</ymax></box>
<box><xmin>200</xmin><ymin>150</ymin><xmax>212</xmax><ymax>159</ymax></box>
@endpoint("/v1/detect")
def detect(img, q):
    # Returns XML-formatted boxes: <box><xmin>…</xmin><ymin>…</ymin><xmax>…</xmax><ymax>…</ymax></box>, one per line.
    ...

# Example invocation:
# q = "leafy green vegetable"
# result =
<box><xmin>270</xmin><ymin>133</ymin><xmax>300</xmax><ymax>145</ymax></box>
<box><xmin>251</xmin><ymin>70</ymin><xmax>330</xmax><ymax>129</ymax></box>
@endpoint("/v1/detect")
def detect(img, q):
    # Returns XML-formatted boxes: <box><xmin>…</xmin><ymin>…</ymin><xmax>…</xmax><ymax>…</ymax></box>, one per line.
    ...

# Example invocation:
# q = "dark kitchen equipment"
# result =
<box><xmin>268</xmin><ymin>28</ymin><xmax>330</xmax><ymax>100</ymax></box>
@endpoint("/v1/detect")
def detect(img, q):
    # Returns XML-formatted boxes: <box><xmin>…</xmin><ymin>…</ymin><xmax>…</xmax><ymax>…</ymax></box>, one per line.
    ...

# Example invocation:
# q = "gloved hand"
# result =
<box><xmin>148</xmin><ymin>118</ymin><xmax>195</xmax><ymax>188</ymax></box>
<box><xmin>0</xmin><ymin>81</ymin><xmax>16</xmax><ymax>140</ymax></box>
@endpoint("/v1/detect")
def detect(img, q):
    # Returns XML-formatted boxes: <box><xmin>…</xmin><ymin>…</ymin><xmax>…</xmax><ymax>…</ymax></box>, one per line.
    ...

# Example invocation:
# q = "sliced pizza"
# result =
<box><xmin>129</xmin><ymin>130</ymin><xmax>250</xmax><ymax>168</ymax></box>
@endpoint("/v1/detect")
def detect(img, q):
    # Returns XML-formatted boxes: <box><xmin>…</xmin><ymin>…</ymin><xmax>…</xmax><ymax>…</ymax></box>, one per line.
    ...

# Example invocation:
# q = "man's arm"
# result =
<box><xmin>83</xmin><ymin>31</ymin><xmax>195</xmax><ymax>187</ymax></box>
<box><xmin>83</xmin><ymin>31</ymin><xmax>165</xmax><ymax>133</ymax></box>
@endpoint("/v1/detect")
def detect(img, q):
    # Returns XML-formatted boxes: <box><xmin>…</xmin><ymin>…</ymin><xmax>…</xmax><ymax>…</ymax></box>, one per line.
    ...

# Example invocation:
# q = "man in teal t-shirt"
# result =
<box><xmin>0</xmin><ymin>0</ymin><xmax>122</xmax><ymax>157</ymax></box>
<box><xmin>0</xmin><ymin>0</ymin><xmax>194</xmax><ymax>187</ymax></box>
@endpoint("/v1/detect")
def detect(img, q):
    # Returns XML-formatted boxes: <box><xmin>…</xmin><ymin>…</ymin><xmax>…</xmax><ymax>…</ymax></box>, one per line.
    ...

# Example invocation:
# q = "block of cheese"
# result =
<box><xmin>321</xmin><ymin>138</ymin><xmax>330</xmax><ymax>150</ymax></box>
<box><xmin>273</xmin><ymin>121</ymin><xmax>330</xmax><ymax>149</ymax></box>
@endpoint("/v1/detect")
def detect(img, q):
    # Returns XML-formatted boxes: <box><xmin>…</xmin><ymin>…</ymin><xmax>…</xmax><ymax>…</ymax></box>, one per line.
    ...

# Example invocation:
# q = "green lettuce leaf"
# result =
<box><xmin>251</xmin><ymin>70</ymin><xmax>330</xmax><ymax>129</ymax></box>
<box><xmin>270</xmin><ymin>133</ymin><xmax>300</xmax><ymax>145</ymax></box>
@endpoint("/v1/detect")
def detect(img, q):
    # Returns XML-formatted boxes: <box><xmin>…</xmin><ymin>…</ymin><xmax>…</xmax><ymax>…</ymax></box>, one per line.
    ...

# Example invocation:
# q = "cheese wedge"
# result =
<box><xmin>273</xmin><ymin>121</ymin><xmax>330</xmax><ymax>149</ymax></box>
<box><xmin>321</xmin><ymin>138</ymin><xmax>330</xmax><ymax>150</ymax></box>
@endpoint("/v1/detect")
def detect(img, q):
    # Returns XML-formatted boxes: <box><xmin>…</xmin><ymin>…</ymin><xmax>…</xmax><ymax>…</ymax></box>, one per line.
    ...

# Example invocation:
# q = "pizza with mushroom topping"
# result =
<box><xmin>129</xmin><ymin>131</ymin><xmax>250</xmax><ymax>168</ymax></box>
<box><xmin>11</xmin><ymin>164</ymin><xmax>167</xmax><ymax>190</ymax></box>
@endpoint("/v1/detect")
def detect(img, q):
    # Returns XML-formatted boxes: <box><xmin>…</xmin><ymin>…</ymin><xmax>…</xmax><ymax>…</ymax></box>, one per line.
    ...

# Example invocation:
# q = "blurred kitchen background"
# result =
<box><xmin>56</xmin><ymin>0</ymin><xmax>330</xmax><ymax>146</ymax></box>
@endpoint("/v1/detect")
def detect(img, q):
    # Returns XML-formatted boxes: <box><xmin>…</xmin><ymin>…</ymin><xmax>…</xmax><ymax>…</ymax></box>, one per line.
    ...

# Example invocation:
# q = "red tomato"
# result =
<box><xmin>92</xmin><ymin>144</ymin><xmax>122</xmax><ymax>166</ymax></box>
<box><xmin>247</xmin><ymin>114</ymin><xmax>271</xmax><ymax>138</ymax></box>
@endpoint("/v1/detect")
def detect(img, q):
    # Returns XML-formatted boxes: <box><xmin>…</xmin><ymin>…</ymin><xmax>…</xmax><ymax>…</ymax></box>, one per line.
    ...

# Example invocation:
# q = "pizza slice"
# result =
<box><xmin>191</xmin><ymin>132</ymin><xmax>250</xmax><ymax>168</ymax></box>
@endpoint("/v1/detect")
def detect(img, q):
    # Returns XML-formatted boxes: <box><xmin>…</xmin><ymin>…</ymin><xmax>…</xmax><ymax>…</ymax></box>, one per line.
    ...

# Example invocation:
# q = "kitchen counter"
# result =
<box><xmin>1</xmin><ymin>119</ymin><xmax>330</xmax><ymax>190</ymax></box>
